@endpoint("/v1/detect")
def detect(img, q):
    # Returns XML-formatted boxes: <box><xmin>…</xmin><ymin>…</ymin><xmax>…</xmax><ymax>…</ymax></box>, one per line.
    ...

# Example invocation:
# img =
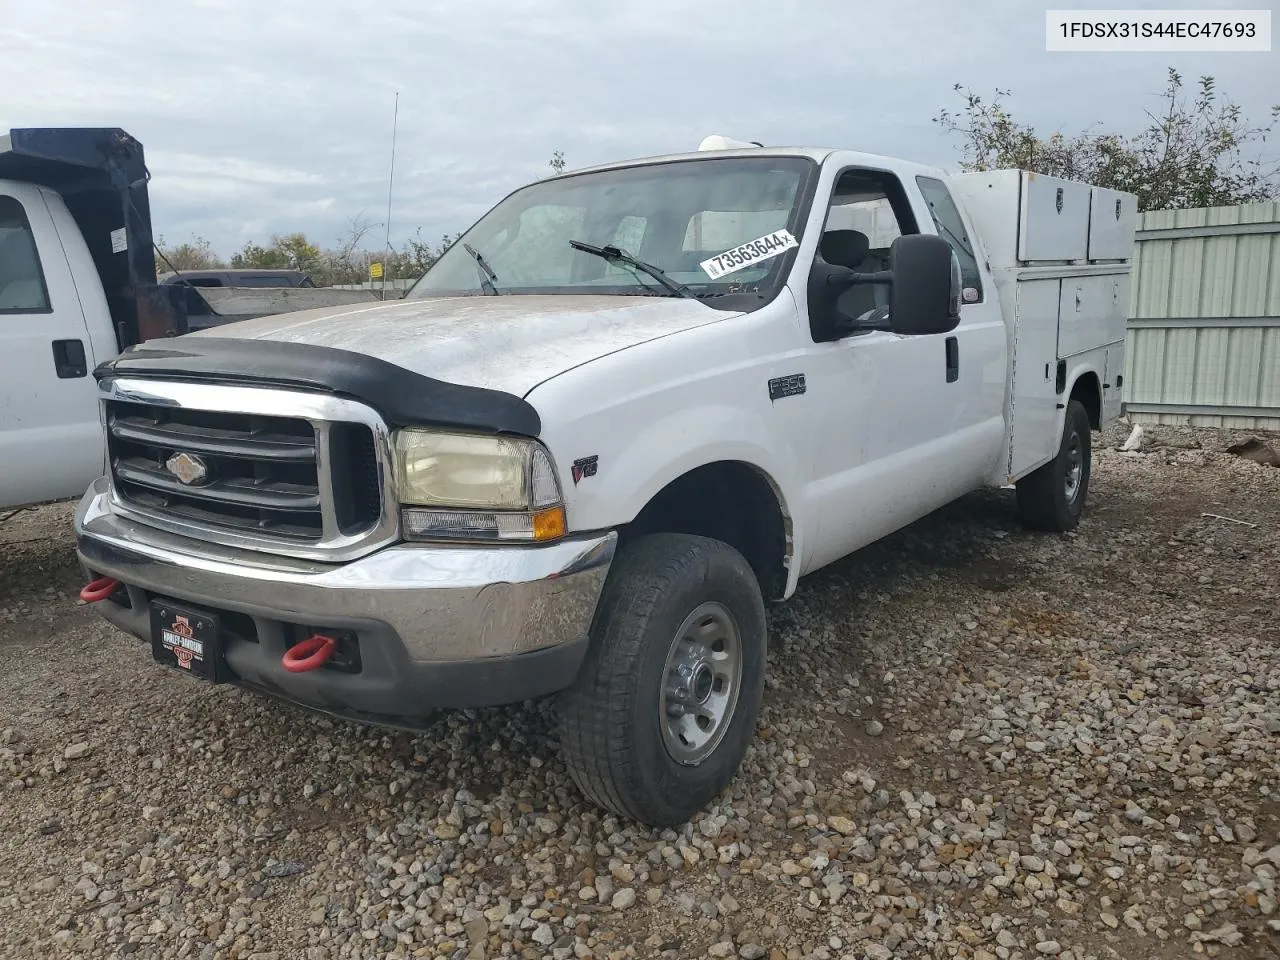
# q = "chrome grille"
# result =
<box><xmin>108</xmin><ymin>403</ymin><xmax>328</xmax><ymax>540</ymax></box>
<box><xmin>99</xmin><ymin>377</ymin><xmax>398</xmax><ymax>561</ymax></box>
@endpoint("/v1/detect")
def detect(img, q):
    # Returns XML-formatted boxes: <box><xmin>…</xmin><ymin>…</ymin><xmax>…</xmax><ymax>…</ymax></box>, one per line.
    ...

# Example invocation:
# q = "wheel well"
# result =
<box><xmin>622</xmin><ymin>461</ymin><xmax>790</xmax><ymax>601</ymax></box>
<box><xmin>1071</xmin><ymin>372</ymin><xmax>1101</xmax><ymax>430</ymax></box>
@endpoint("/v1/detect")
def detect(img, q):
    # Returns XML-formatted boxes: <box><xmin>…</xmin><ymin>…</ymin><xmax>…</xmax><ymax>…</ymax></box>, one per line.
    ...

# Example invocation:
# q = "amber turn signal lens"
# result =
<box><xmin>531</xmin><ymin>506</ymin><xmax>567</xmax><ymax>541</ymax></box>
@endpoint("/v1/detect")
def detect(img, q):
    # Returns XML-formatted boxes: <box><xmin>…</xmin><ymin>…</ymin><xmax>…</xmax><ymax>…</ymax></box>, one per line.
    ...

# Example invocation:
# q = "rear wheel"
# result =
<box><xmin>558</xmin><ymin>533</ymin><xmax>766</xmax><ymax>826</ymax></box>
<box><xmin>1016</xmin><ymin>399</ymin><xmax>1092</xmax><ymax>532</ymax></box>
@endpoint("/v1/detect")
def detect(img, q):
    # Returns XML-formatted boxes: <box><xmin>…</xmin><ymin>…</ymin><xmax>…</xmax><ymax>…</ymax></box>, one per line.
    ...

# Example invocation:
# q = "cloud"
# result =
<box><xmin>3</xmin><ymin>0</ymin><xmax>1274</xmax><ymax>258</ymax></box>
<box><xmin>148</xmin><ymin>152</ymin><xmax>327</xmax><ymax>187</ymax></box>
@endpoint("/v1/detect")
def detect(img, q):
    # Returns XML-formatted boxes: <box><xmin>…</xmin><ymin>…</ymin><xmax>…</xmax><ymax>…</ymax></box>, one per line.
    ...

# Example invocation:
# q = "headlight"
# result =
<box><xmin>394</xmin><ymin>429</ymin><xmax>566</xmax><ymax>542</ymax></box>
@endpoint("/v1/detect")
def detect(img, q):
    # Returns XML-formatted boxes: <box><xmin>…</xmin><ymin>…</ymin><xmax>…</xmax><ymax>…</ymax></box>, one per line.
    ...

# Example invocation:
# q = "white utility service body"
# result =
<box><xmin>950</xmin><ymin>169</ymin><xmax>1134</xmax><ymax>485</ymax></box>
<box><xmin>73</xmin><ymin>142</ymin><xmax>1136</xmax><ymax>826</ymax></box>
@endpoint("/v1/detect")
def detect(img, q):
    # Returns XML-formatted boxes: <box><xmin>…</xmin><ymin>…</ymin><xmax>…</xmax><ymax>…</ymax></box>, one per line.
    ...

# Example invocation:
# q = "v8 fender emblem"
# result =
<box><xmin>571</xmin><ymin>455</ymin><xmax>598</xmax><ymax>485</ymax></box>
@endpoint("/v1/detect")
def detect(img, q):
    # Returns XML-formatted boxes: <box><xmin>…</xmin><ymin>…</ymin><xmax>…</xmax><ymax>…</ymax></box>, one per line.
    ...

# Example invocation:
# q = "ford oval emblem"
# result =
<box><xmin>166</xmin><ymin>451</ymin><xmax>209</xmax><ymax>486</ymax></box>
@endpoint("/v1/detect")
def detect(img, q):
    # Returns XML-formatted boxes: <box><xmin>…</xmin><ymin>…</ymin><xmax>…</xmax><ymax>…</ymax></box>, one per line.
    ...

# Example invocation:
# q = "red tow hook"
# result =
<box><xmin>281</xmin><ymin>634</ymin><xmax>337</xmax><ymax>673</ymax></box>
<box><xmin>79</xmin><ymin>576</ymin><xmax>121</xmax><ymax>603</ymax></box>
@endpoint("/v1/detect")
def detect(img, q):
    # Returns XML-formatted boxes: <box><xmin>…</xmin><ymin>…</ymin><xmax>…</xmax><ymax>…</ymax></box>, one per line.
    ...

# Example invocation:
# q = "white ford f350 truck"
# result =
<box><xmin>75</xmin><ymin>138</ymin><xmax>1136</xmax><ymax>826</ymax></box>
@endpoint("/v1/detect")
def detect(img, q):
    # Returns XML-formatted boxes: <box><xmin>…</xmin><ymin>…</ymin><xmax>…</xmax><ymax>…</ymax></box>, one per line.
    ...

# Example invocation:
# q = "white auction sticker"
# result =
<box><xmin>700</xmin><ymin>230</ymin><xmax>798</xmax><ymax>280</ymax></box>
<box><xmin>110</xmin><ymin>227</ymin><xmax>128</xmax><ymax>254</ymax></box>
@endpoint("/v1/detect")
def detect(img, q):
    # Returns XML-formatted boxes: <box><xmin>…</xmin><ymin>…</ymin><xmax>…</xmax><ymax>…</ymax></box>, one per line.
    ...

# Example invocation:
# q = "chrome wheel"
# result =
<box><xmin>1064</xmin><ymin>431</ymin><xmax>1084</xmax><ymax>502</ymax></box>
<box><xmin>659</xmin><ymin>602</ymin><xmax>743</xmax><ymax>766</ymax></box>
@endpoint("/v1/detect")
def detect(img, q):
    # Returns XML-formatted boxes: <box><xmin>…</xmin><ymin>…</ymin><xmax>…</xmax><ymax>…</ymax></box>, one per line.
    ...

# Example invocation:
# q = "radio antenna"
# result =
<box><xmin>382</xmin><ymin>91</ymin><xmax>399</xmax><ymax>300</ymax></box>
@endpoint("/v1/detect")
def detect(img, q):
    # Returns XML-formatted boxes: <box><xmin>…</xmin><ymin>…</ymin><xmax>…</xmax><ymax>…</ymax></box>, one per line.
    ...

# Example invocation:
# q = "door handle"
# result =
<box><xmin>52</xmin><ymin>339</ymin><xmax>88</xmax><ymax>378</ymax></box>
<box><xmin>945</xmin><ymin>336</ymin><xmax>959</xmax><ymax>383</ymax></box>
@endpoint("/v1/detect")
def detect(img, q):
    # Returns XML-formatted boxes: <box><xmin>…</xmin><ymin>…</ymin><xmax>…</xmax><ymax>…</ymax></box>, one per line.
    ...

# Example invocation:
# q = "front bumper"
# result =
<box><xmin>75</xmin><ymin>478</ymin><xmax>615</xmax><ymax>724</ymax></box>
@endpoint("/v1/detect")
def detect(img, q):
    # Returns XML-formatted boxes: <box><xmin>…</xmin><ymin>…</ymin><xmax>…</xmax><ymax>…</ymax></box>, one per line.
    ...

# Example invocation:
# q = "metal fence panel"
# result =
<box><xmin>1125</xmin><ymin>202</ymin><xmax>1280</xmax><ymax>430</ymax></box>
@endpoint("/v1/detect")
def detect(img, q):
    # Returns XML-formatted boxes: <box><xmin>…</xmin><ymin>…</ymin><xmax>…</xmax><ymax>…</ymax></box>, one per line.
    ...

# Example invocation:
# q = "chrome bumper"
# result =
<box><xmin>75</xmin><ymin>477</ymin><xmax>615</xmax><ymax>664</ymax></box>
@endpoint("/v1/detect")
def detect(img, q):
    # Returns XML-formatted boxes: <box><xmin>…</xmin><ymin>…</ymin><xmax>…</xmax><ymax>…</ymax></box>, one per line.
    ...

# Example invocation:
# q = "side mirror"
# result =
<box><xmin>806</xmin><ymin>258</ymin><xmax>862</xmax><ymax>342</ymax></box>
<box><xmin>806</xmin><ymin>233</ymin><xmax>961</xmax><ymax>342</ymax></box>
<box><xmin>886</xmin><ymin>234</ymin><xmax>961</xmax><ymax>337</ymax></box>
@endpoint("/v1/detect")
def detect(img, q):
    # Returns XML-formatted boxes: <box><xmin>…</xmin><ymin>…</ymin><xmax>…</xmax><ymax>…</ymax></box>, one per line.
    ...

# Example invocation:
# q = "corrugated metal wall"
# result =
<box><xmin>1125</xmin><ymin>201</ymin><xmax>1280</xmax><ymax>430</ymax></box>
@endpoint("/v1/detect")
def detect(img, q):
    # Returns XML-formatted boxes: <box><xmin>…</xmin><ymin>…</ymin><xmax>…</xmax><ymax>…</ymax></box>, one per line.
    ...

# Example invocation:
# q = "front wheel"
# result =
<box><xmin>1016</xmin><ymin>398</ymin><xmax>1092</xmax><ymax>532</ymax></box>
<box><xmin>558</xmin><ymin>533</ymin><xmax>767</xmax><ymax>826</ymax></box>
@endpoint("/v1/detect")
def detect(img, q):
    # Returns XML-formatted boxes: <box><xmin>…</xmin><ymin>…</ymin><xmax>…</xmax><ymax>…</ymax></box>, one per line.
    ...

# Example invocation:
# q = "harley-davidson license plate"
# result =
<box><xmin>149</xmin><ymin>600</ymin><xmax>224</xmax><ymax>683</ymax></box>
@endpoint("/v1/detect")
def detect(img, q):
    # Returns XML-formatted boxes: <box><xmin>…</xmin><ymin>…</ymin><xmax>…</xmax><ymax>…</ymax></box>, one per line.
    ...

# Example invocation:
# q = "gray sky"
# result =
<box><xmin>4</xmin><ymin>0</ymin><xmax>1275</xmax><ymax>258</ymax></box>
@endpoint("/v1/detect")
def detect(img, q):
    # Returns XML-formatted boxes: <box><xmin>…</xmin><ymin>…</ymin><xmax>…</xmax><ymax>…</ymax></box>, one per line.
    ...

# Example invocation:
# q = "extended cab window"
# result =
<box><xmin>916</xmin><ymin>176</ymin><xmax>983</xmax><ymax>302</ymax></box>
<box><xmin>0</xmin><ymin>196</ymin><xmax>51</xmax><ymax>313</ymax></box>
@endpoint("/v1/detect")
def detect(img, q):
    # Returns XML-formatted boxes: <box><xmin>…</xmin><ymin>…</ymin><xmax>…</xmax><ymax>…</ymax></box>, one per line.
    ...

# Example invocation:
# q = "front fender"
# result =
<box><xmin>525</xmin><ymin>301</ymin><xmax>809</xmax><ymax>596</ymax></box>
<box><xmin>538</xmin><ymin>397</ymin><xmax>806</xmax><ymax>596</ymax></box>
<box><xmin>611</xmin><ymin>408</ymin><xmax>797</xmax><ymax>523</ymax></box>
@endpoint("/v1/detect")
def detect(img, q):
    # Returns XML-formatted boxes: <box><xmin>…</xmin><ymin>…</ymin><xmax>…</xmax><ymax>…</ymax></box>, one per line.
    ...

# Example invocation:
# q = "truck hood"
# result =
<box><xmin>189</xmin><ymin>294</ymin><xmax>736</xmax><ymax>397</ymax></box>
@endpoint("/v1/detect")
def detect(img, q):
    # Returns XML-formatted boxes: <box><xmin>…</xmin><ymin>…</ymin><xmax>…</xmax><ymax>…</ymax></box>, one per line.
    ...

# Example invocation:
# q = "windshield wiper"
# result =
<box><xmin>462</xmin><ymin>242</ymin><xmax>501</xmax><ymax>295</ymax></box>
<box><xmin>568</xmin><ymin>240</ymin><xmax>695</xmax><ymax>299</ymax></box>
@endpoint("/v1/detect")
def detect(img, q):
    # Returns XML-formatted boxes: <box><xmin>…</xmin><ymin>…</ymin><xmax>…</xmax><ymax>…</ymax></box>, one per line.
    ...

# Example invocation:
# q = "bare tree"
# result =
<box><xmin>385</xmin><ymin>229</ymin><xmax>461</xmax><ymax>279</ymax></box>
<box><xmin>155</xmin><ymin>235</ymin><xmax>222</xmax><ymax>274</ymax></box>
<box><xmin>934</xmin><ymin>68</ymin><xmax>1280</xmax><ymax>210</ymax></box>
<box><xmin>326</xmin><ymin>211</ymin><xmax>382</xmax><ymax>284</ymax></box>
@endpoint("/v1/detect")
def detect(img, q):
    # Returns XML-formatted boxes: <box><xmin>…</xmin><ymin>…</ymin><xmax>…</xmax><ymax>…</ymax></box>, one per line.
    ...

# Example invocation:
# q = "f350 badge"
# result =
<box><xmin>768</xmin><ymin>374</ymin><xmax>806</xmax><ymax>401</ymax></box>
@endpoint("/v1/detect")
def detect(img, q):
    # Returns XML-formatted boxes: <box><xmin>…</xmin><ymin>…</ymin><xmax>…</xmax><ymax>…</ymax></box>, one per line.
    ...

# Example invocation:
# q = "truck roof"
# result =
<box><xmin>559</xmin><ymin>145</ymin><xmax>953</xmax><ymax>183</ymax></box>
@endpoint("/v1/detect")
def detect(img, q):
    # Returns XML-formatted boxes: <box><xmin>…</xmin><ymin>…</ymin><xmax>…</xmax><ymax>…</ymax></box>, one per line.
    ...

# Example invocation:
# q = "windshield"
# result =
<box><xmin>406</xmin><ymin>156</ymin><xmax>816</xmax><ymax>310</ymax></box>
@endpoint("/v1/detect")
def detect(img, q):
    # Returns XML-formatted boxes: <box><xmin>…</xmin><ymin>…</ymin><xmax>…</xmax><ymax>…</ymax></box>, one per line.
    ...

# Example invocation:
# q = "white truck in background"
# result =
<box><xmin>73</xmin><ymin>136</ymin><xmax>1136</xmax><ymax>826</ymax></box>
<box><xmin>1</xmin><ymin>128</ymin><xmax>170</xmax><ymax>510</ymax></box>
<box><xmin>0</xmin><ymin>127</ymin><xmax>387</xmax><ymax>513</ymax></box>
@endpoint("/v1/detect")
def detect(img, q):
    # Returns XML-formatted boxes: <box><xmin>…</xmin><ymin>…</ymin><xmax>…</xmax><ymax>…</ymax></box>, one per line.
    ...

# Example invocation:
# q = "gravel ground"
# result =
<box><xmin>1</xmin><ymin>424</ymin><xmax>1277</xmax><ymax>960</ymax></box>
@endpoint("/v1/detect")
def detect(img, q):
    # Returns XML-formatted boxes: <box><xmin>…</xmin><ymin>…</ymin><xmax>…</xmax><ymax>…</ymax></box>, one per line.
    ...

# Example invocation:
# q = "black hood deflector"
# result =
<box><xmin>95</xmin><ymin>337</ymin><xmax>542</xmax><ymax>437</ymax></box>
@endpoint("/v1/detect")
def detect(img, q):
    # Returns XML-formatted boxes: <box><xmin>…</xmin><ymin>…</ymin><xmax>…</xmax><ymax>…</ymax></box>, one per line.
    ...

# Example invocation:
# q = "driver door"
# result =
<box><xmin>797</xmin><ymin>167</ymin><xmax>979</xmax><ymax>573</ymax></box>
